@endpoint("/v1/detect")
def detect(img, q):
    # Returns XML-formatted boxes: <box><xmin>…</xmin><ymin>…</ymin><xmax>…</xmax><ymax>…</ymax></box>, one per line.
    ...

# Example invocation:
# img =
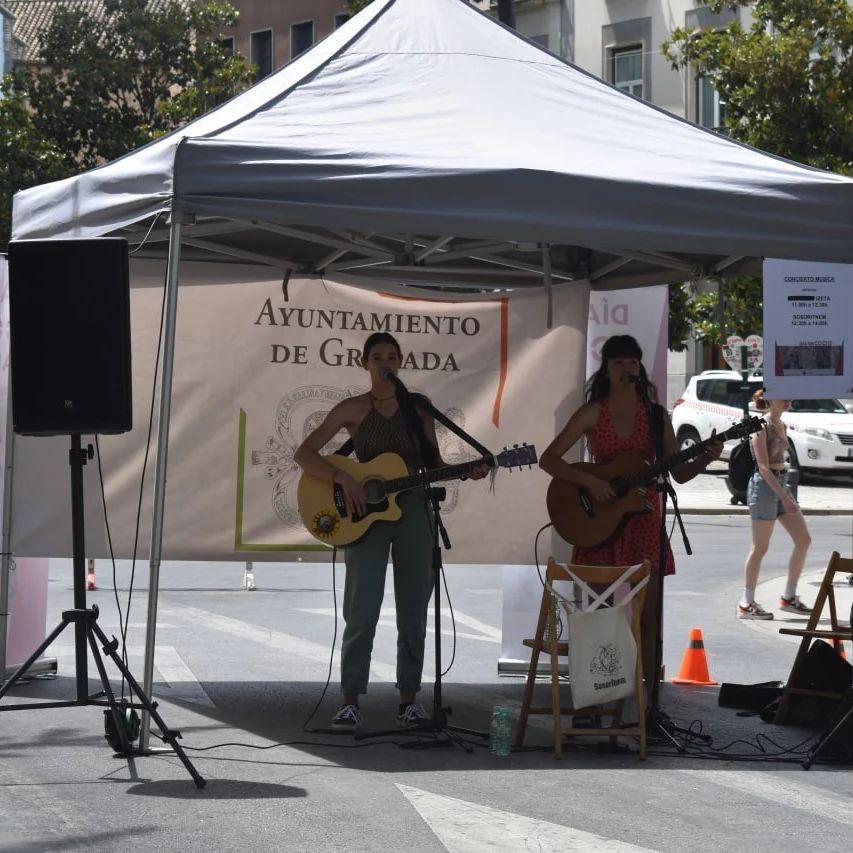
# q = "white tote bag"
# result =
<box><xmin>549</xmin><ymin>564</ymin><xmax>648</xmax><ymax>710</ymax></box>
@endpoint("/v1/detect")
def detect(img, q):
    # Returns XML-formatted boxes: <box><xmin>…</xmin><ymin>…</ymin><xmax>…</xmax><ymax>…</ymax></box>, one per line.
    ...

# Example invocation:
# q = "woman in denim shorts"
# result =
<box><xmin>738</xmin><ymin>390</ymin><xmax>812</xmax><ymax>620</ymax></box>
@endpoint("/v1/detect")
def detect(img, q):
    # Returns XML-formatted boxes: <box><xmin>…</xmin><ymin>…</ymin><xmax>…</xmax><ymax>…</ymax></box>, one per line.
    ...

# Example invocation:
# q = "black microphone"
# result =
<box><xmin>622</xmin><ymin>373</ymin><xmax>642</xmax><ymax>386</ymax></box>
<box><xmin>382</xmin><ymin>368</ymin><xmax>408</xmax><ymax>392</ymax></box>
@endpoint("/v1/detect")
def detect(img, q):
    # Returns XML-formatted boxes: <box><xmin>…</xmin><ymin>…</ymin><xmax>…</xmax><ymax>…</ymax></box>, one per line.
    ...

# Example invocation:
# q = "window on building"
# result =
<box><xmin>291</xmin><ymin>20</ymin><xmax>315</xmax><ymax>58</ymax></box>
<box><xmin>220</xmin><ymin>36</ymin><xmax>235</xmax><ymax>55</ymax></box>
<box><xmin>611</xmin><ymin>45</ymin><xmax>643</xmax><ymax>98</ymax></box>
<box><xmin>531</xmin><ymin>34</ymin><xmax>549</xmax><ymax>49</ymax></box>
<box><xmin>334</xmin><ymin>13</ymin><xmax>350</xmax><ymax>29</ymax></box>
<box><xmin>697</xmin><ymin>74</ymin><xmax>727</xmax><ymax>130</ymax></box>
<box><xmin>250</xmin><ymin>29</ymin><xmax>273</xmax><ymax>80</ymax></box>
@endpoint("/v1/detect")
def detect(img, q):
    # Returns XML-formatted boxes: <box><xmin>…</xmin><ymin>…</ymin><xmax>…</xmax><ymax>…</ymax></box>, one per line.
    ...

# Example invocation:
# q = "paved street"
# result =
<box><xmin>0</xmin><ymin>467</ymin><xmax>851</xmax><ymax>852</ymax></box>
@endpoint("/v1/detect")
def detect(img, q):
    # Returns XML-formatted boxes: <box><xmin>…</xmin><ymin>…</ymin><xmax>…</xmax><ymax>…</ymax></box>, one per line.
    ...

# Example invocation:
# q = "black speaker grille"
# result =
<box><xmin>8</xmin><ymin>238</ymin><xmax>133</xmax><ymax>435</ymax></box>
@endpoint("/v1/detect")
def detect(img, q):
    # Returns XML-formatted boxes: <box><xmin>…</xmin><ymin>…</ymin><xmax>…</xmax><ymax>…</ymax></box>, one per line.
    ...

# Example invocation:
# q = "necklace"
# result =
<box><xmin>370</xmin><ymin>392</ymin><xmax>396</xmax><ymax>402</ymax></box>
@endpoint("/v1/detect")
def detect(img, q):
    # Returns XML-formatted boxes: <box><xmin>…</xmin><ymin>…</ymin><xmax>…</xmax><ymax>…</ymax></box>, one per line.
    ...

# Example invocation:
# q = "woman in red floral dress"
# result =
<box><xmin>539</xmin><ymin>335</ymin><xmax>721</xmax><ymax>691</ymax></box>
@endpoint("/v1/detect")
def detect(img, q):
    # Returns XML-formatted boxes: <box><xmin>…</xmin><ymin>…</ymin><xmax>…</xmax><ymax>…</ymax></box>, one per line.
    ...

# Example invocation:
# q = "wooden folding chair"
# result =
<box><xmin>514</xmin><ymin>557</ymin><xmax>651</xmax><ymax>759</ymax></box>
<box><xmin>775</xmin><ymin>551</ymin><xmax>853</xmax><ymax>724</ymax></box>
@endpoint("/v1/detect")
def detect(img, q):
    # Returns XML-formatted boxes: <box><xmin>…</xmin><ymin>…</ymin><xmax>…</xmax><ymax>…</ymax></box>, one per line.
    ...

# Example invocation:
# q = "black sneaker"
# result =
<box><xmin>330</xmin><ymin>703</ymin><xmax>361</xmax><ymax>731</ymax></box>
<box><xmin>397</xmin><ymin>702</ymin><xmax>430</xmax><ymax>728</ymax></box>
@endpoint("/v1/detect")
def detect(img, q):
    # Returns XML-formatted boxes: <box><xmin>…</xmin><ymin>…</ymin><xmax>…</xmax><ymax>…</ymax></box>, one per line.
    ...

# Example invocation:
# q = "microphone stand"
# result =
<box><xmin>356</xmin><ymin>372</ymin><xmax>489</xmax><ymax>751</ymax></box>
<box><xmin>637</xmin><ymin>385</ymin><xmax>710</xmax><ymax>750</ymax></box>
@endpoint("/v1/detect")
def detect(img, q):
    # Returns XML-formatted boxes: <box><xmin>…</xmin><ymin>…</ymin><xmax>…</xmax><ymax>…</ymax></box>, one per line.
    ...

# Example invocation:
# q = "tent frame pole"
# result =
<box><xmin>139</xmin><ymin>213</ymin><xmax>184</xmax><ymax>750</ymax></box>
<box><xmin>0</xmin><ymin>380</ymin><xmax>16</xmax><ymax>684</ymax></box>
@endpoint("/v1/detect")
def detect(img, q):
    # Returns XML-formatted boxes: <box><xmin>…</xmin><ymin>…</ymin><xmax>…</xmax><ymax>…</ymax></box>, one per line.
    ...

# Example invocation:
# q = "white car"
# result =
<box><xmin>671</xmin><ymin>370</ymin><xmax>853</xmax><ymax>477</ymax></box>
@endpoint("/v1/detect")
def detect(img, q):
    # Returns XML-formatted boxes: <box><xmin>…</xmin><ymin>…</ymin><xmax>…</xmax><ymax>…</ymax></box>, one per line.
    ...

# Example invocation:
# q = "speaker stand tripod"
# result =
<box><xmin>0</xmin><ymin>435</ymin><xmax>205</xmax><ymax>789</ymax></box>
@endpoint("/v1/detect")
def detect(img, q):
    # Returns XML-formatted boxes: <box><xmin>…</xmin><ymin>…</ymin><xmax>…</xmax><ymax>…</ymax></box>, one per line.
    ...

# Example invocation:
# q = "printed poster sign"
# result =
<box><xmin>763</xmin><ymin>259</ymin><xmax>853</xmax><ymax>399</ymax></box>
<box><xmin>10</xmin><ymin>260</ymin><xmax>590</xmax><ymax>565</ymax></box>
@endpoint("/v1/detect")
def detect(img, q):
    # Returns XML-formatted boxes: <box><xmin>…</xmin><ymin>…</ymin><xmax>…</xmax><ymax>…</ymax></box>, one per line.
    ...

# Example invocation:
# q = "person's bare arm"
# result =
<box><xmin>294</xmin><ymin>400</ymin><xmax>353</xmax><ymax>480</ymax></box>
<box><xmin>294</xmin><ymin>399</ymin><xmax>367</xmax><ymax>515</ymax></box>
<box><xmin>670</xmin><ymin>415</ymin><xmax>722</xmax><ymax>484</ymax></box>
<box><xmin>539</xmin><ymin>403</ymin><xmax>614</xmax><ymax>501</ymax></box>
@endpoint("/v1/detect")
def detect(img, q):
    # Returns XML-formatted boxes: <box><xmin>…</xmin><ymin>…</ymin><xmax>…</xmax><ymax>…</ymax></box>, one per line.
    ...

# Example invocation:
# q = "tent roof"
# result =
<box><xmin>12</xmin><ymin>0</ymin><xmax>853</xmax><ymax>289</ymax></box>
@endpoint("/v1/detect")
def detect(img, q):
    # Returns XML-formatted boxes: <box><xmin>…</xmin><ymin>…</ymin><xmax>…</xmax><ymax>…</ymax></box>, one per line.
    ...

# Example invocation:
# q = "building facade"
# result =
<box><xmin>222</xmin><ymin>0</ymin><xmax>350</xmax><ymax>79</ymax></box>
<box><xmin>1</xmin><ymin>2</ymin><xmax>26</xmax><ymax>71</ymax></box>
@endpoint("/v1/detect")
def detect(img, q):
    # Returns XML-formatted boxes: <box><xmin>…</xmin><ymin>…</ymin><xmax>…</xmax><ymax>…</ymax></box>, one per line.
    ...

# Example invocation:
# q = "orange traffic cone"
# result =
<box><xmin>672</xmin><ymin>627</ymin><xmax>718</xmax><ymax>685</ymax></box>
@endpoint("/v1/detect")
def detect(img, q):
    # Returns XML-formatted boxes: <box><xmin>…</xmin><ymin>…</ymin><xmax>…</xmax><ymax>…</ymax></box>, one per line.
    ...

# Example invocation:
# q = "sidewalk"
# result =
<box><xmin>676</xmin><ymin>461</ymin><xmax>852</xmax><ymax>515</ymax></box>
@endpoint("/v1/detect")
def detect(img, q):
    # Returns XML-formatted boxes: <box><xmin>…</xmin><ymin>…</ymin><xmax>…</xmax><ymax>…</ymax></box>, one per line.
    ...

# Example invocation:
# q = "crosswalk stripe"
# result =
<box><xmin>397</xmin><ymin>784</ymin><xmax>659</xmax><ymax>852</ymax></box>
<box><xmin>300</xmin><ymin>607</ymin><xmax>501</xmax><ymax>642</ymax></box>
<box><xmin>159</xmin><ymin>603</ymin><xmax>432</xmax><ymax>684</ymax></box>
<box><xmin>51</xmin><ymin>645</ymin><xmax>215</xmax><ymax>708</ymax></box>
<box><xmin>678</xmin><ymin>769</ymin><xmax>853</xmax><ymax>828</ymax></box>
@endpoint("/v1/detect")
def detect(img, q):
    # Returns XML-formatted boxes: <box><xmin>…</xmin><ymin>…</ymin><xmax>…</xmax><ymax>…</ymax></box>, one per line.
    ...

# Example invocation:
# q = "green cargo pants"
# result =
<box><xmin>341</xmin><ymin>490</ymin><xmax>434</xmax><ymax>696</ymax></box>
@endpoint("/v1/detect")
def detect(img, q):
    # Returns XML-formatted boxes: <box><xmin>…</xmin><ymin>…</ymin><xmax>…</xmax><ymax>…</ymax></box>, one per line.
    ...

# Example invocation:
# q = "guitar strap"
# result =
<box><xmin>332</xmin><ymin>396</ymin><xmax>492</xmax><ymax>461</ymax></box>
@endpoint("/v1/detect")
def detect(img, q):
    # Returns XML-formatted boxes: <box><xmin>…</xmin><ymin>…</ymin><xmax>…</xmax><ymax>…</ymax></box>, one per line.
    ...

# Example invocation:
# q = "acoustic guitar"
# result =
<box><xmin>298</xmin><ymin>443</ymin><xmax>538</xmax><ymax>547</ymax></box>
<box><xmin>547</xmin><ymin>417</ymin><xmax>764</xmax><ymax>548</ymax></box>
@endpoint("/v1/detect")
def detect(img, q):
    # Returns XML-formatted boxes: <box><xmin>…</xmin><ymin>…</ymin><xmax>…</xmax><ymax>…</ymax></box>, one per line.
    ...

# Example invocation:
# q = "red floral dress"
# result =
<box><xmin>571</xmin><ymin>401</ymin><xmax>675</xmax><ymax>575</ymax></box>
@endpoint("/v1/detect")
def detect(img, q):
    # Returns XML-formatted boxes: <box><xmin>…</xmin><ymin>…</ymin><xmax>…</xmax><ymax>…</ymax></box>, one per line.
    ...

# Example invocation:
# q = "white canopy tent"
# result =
<box><xmin>9</xmin><ymin>0</ymin><xmax>853</xmax><ymax>742</ymax></box>
<box><xmin>13</xmin><ymin>0</ymin><xmax>853</xmax><ymax>286</ymax></box>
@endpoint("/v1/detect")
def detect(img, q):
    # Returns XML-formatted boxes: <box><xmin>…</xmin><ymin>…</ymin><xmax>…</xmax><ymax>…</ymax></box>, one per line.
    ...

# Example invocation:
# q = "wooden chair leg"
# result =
<box><xmin>515</xmin><ymin>642</ymin><xmax>540</xmax><ymax>747</ymax></box>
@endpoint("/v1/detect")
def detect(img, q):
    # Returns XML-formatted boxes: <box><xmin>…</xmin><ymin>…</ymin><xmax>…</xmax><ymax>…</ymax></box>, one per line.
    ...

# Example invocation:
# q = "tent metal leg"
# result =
<box><xmin>0</xmin><ymin>376</ymin><xmax>18</xmax><ymax>684</ymax></box>
<box><xmin>139</xmin><ymin>214</ymin><xmax>184</xmax><ymax>751</ymax></box>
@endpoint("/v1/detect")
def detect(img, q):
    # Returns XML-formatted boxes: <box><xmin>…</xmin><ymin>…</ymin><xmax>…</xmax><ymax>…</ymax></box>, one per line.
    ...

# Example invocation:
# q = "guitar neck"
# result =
<box><xmin>384</xmin><ymin>456</ymin><xmax>491</xmax><ymax>493</ymax></box>
<box><xmin>625</xmin><ymin>426</ymin><xmax>740</xmax><ymax>488</ymax></box>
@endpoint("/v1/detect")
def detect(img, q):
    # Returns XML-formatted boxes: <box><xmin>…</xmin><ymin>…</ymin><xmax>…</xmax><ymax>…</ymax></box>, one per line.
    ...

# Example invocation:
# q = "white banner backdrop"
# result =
<box><xmin>1</xmin><ymin>256</ymin><xmax>51</xmax><ymax>666</ymax></box>
<box><xmin>500</xmin><ymin>284</ymin><xmax>669</xmax><ymax>672</ymax></box>
<box><xmin>763</xmin><ymin>258</ymin><xmax>853</xmax><ymax>399</ymax></box>
<box><xmin>10</xmin><ymin>260</ymin><xmax>590</xmax><ymax>565</ymax></box>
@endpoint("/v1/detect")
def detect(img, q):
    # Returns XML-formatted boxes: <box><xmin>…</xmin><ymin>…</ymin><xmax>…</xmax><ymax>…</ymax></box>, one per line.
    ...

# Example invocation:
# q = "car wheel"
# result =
<box><xmin>678</xmin><ymin>427</ymin><xmax>701</xmax><ymax>454</ymax></box>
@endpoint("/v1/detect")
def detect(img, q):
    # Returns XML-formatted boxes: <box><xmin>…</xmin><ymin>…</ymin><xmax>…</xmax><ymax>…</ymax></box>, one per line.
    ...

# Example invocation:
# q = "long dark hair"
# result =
<box><xmin>362</xmin><ymin>332</ymin><xmax>402</xmax><ymax>363</ymax></box>
<box><xmin>585</xmin><ymin>334</ymin><xmax>657</xmax><ymax>403</ymax></box>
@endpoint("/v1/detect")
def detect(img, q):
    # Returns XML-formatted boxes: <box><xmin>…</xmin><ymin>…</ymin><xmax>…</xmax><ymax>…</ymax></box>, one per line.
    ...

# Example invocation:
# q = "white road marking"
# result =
<box><xmin>51</xmin><ymin>645</ymin><xmax>215</xmax><ymax>708</ymax></box>
<box><xmin>159</xmin><ymin>604</ymin><xmax>431</xmax><ymax>684</ymax></box>
<box><xmin>301</xmin><ymin>607</ymin><xmax>501</xmax><ymax>642</ymax></box>
<box><xmin>678</xmin><ymin>769</ymin><xmax>853</xmax><ymax>828</ymax></box>
<box><xmin>396</xmin><ymin>784</ymin><xmax>659</xmax><ymax>852</ymax></box>
<box><xmin>144</xmin><ymin>645</ymin><xmax>216</xmax><ymax>708</ymax></box>
<box><xmin>375</xmin><ymin>618</ymin><xmax>499</xmax><ymax>644</ymax></box>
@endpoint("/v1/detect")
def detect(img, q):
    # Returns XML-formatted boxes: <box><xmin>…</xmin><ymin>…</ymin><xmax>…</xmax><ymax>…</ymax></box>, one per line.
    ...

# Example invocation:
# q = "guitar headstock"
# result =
<box><xmin>495</xmin><ymin>443</ymin><xmax>538</xmax><ymax>470</ymax></box>
<box><xmin>724</xmin><ymin>416</ymin><xmax>765</xmax><ymax>442</ymax></box>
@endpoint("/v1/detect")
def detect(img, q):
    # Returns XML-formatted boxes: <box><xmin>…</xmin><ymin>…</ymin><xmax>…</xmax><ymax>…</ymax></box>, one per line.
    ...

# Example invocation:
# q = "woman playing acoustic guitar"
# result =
<box><xmin>539</xmin><ymin>334</ymin><xmax>722</xmax><ymax>691</ymax></box>
<box><xmin>294</xmin><ymin>332</ymin><xmax>487</xmax><ymax>732</ymax></box>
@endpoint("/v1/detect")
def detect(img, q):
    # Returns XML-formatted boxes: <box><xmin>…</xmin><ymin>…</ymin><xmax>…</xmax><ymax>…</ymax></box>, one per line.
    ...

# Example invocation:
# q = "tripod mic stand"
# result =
<box><xmin>0</xmin><ymin>434</ymin><xmax>205</xmax><ymax>789</ymax></box>
<box><xmin>641</xmin><ymin>396</ymin><xmax>711</xmax><ymax>752</ymax></box>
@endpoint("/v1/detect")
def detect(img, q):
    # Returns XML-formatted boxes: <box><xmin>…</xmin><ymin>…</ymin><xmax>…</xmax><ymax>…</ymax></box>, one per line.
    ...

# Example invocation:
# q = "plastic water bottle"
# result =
<box><xmin>490</xmin><ymin>706</ymin><xmax>511</xmax><ymax>757</ymax></box>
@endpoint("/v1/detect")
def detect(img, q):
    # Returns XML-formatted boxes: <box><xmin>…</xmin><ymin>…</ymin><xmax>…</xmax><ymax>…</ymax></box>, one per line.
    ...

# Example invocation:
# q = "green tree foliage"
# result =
<box><xmin>0</xmin><ymin>73</ymin><xmax>69</xmax><ymax>247</ymax></box>
<box><xmin>684</xmin><ymin>277</ymin><xmax>764</xmax><ymax>344</ymax></box>
<box><xmin>0</xmin><ymin>0</ymin><xmax>254</xmax><ymax>248</ymax></box>
<box><xmin>347</xmin><ymin>0</ymin><xmax>373</xmax><ymax>12</ymax></box>
<box><xmin>663</xmin><ymin>0</ymin><xmax>853</xmax><ymax>346</ymax></box>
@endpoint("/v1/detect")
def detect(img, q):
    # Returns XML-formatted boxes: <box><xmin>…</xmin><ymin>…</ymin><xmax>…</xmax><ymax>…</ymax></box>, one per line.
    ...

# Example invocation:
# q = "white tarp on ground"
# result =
<box><xmin>12</xmin><ymin>0</ymin><xmax>853</xmax><ymax>274</ymax></box>
<box><xmin>9</xmin><ymin>261</ymin><xmax>589</xmax><ymax>565</ymax></box>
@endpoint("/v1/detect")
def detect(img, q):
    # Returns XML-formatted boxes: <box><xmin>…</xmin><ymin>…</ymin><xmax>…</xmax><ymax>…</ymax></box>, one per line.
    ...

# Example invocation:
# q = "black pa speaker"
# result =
<box><xmin>8</xmin><ymin>238</ymin><xmax>132</xmax><ymax>435</ymax></box>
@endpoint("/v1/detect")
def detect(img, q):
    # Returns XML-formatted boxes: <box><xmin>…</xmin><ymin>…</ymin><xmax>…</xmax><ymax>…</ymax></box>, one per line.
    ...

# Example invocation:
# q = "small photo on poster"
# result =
<box><xmin>774</xmin><ymin>342</ymin><xmax>844</xmax><ymax>376</ymax></box>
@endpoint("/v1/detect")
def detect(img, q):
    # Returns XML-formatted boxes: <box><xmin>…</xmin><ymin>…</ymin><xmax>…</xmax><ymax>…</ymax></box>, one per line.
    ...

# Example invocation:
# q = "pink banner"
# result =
<box><xmin>5</xmin><ymin>558</ymin><xmax>50</xmax><ymax>667</ymax></box>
